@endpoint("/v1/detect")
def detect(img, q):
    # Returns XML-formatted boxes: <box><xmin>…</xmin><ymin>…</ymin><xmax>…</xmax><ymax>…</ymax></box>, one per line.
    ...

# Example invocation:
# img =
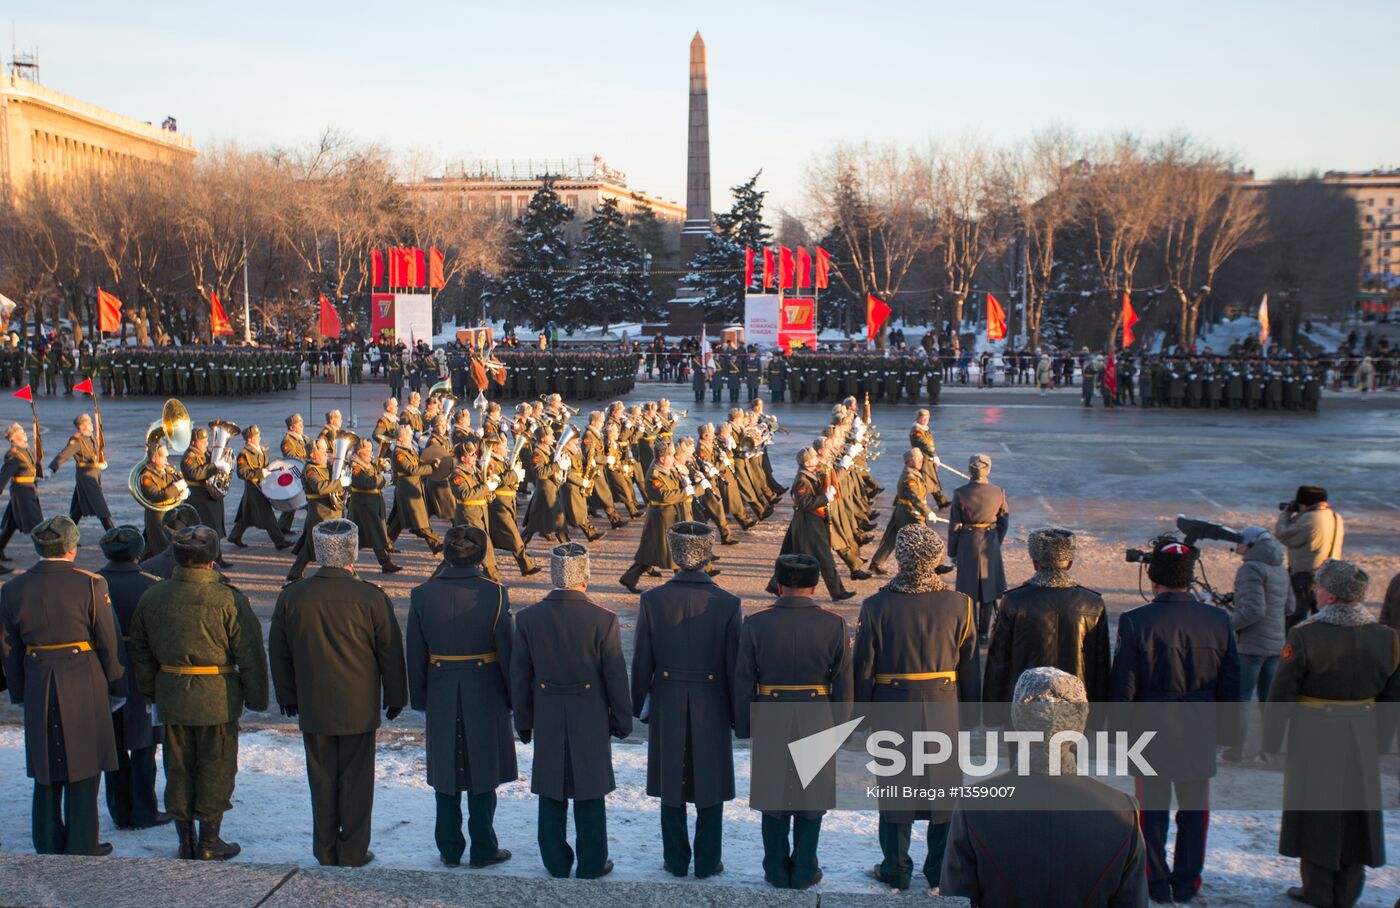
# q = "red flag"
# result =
<box><xmin>779</xmin><ymin>247</ymin><xmax>794</xmax><ymax>289</ymax></box>
<box><xmin>743</xmin><ymin>248</ymin><xmax>755</xmax><ymax>288</ymax></box>
<box><xmin>209</xmin><ymin>292</ymin><xmax>233</xmax><ymax>336</ymax></box>
<box><xmin>429</xmin><ymin>247</ymin><xmax>446</xmax><ymax>290</ymax></box>
<box><xmin>97</xmin><ymin>289</ymin><xmax>122</xmax><ymax>333</ymax></box>
<box><xmin>762</xmin><ymin>248</ymin><xmax>776</xmax><ymax>289</ymax></box>
<box><xmin>372</xmin><ymin>249</ymin><xmax>385</xmax><ymax>287</ymax></box>
<box><xmin>409</xmin><ymin>248</ymin><xmax>427</xmax><ymax>288</ymax></box>
<box><xmin>1121</xmin><ymin>292</ymin><xmax>1139</xmax><ymax>348</ymax></box>
<box><xmin>319</xmin><ymin>294</ymin><xmax>342</xmax><ymax>339</ymax></box>
<box><xmin>73</xmin><ymin>378</ymin><xmax>94</xmax><ymax>395</ymax></box>
<box><xmin>796</xmin><ymin>247</ymin><xmax>812</xmax><ymax>288</ymax></box>
<box><xmin>388</xmin><ymin>248</ymin><xmax>405</xmax><ymax>286</ymax></box>
<box><xmin>1104</xmin><ymin>352</ymin><xmax>1118</xmax><ymax>397</ymax></box>
<box><xmin>814</xmin><ymin>246</ymin><xmax>831</xmax><ymax>289</ymax></box>
<box><xmin>12</xmin><ymin>384</ymin><xmax>32</xmax><ymax>403</ymax></box>
<box><xmin>986</xmin><ymin>292</ymin><xmax>1007</xmax><ymax>341</ymax></box>
<box><xmin>866</xmin><ymin>294</ymin><xmax>892</xmax><ymax>342</ymax></box>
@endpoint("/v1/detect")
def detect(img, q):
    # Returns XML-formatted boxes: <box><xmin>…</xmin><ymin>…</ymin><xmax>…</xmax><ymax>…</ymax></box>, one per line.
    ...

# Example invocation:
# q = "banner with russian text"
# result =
<box><xmin>744</xmin><ymin>293</ymin><xmax>781</xmax><ymax>349</ymax></box>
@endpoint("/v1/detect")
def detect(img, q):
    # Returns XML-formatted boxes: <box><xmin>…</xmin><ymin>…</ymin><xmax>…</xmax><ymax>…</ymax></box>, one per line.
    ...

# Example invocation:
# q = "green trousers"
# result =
<box><xmin>760</xmin><ymin>813</ymin><xmax>822</xmax><ymax>889</ymax></box>
<box><xmin>660</xmin><ymin>803</ymin><xmax>723</xmax><ymax>878</ymax></box>
<box><xmin>537</xmin><ymin>796</ymin><xmax>607</xmax><ymax>879</ymax></box>
<box><xmin>33</xmin><ymin>776</ymin><xmax>100</xmax><ymax>855</ymax></box>
<box><xmin>435</xmin><ymin>790</ymin><xmax>498</xmax><ymax>865</ymax></box>
<box><xmin>163</xmin><ymin>722</ymin><xmax>238</xmax><ymax>822</ymax></box>
<box><xmin>877</xmin><ymin>817</ymin><xmax>949</xmax><ymax>889</ymax></box>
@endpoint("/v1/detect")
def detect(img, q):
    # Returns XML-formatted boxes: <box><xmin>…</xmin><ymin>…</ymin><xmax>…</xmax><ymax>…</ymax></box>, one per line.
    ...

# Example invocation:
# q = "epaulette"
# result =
<box><xmin>72</xmin><ymin>566</ymin><xmax>103</xmax><ymax>580</ymax></box>
<box><xmin>139</xmin><ymin>571</ymin><xmax>162</xmax><ymax>583</ymax></box>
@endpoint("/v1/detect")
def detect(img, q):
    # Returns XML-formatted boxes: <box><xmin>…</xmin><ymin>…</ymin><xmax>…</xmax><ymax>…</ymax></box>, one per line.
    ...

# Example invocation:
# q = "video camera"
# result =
<box><xmin>1123</xmin><ymin>517</ymin><xmax>1241</xmax><ymax>564</ymax></box>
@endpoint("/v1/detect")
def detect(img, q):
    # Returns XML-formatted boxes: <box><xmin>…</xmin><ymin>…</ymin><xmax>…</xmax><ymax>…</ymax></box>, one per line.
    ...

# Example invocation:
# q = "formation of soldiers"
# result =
<box><xmin>494</xmin><ymin>349</ymin><xmax>638</xmax><ymax>401</ymax></box>
<box><xmin>0</xmin><ymin>342</ymin><xmax>301</xmax><ymax>397</ymax></box>
<box><xmin>1076</xmin><ymin>353</ymin><xmax>1329</xmax><ymax>411</ymax></box>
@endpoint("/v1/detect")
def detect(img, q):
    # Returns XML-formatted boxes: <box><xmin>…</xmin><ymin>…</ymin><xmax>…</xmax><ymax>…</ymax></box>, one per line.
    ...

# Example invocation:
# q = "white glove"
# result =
<box><xmin>174</xmin><ymin>479</ymin><xmax>189</xmax><ymax>493</ymax></box>
<box><xmin>684</xmin><ymin>484</ymin><xmax>695</xmax><ymax>497</ymax></box>
<box><xmin>97</xmin><ymin>461</ymin><xmax>108</xmax><ymax>471</ymax></box>
<box><xmin>606</xmin><ymin>455</ymin><xmax>615</xmax><ymax>466</ymax></box>
<box><xmin>824</xmin><ymin>486</ymin><xmax>837</xmax><ymax>502</ymax></box>
<box><xmin>340</xmin><ymin>473</ymin><xmax>351</xmax><ymax>487</ymax></box>
<box><xmin>109</xmin><ymin>695</ymin><xmax>126</xmax><ymax>713</ymax></box>
<box><xmin>839</xmin><ymin>456</ymin><xmax>853</xmax><ymax>469</ymax></box>
<box><xmin>700</xmin><ymin>479</ymin><xmax>711</xmax><ymax>491</ymax></box>
<box><xmin>926</xmin><ymin>511</ymin><xmax>936</xmax><ymax>522</ymax></box>
<box><xmin>933</xmin><ymin>455</ymin><xmax>942</xmax><ymax>467</ymax></box>
<box><xmin>583</xmin><ymin>479</ymin><xmax>592</xmax><ymax>490</ymax></box>
<box><xmin>560</xmin><ymin>456</ymin><xmax>572</xmax><ymax>473</ymax></box>
<box><xmin>486</xmin><ymin>478</ymin><xmax>500</xmax><ymax>491</ymax></box>
<box><xmin>849</xmin><ymin>443</ymin><xmax>864</xmax><ymax>455</ymax></box>
<box><xmin>514</xmin><ymin>466</ymin><xmax>525</xmax><ymax>482</ymax></box>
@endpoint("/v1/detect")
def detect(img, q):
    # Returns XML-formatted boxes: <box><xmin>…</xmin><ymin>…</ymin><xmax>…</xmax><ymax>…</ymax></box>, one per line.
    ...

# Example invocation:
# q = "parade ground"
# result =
<box><xmin>2</xmin><ymin>382</ymin><xmax>1399</xmax><ymax>905</ymax></box>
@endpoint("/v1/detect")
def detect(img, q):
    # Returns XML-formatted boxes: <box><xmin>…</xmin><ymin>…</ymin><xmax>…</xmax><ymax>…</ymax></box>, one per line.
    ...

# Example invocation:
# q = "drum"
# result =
<box><xmin>261</xmin><ymin>458</ymin><xmax>306</xmax><ymax>512</ymax></box>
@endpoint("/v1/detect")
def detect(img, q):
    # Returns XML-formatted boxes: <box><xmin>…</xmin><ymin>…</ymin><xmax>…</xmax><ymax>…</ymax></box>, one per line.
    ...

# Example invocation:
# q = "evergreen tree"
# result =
<box><xmin>626</xmin><ymin>193</ymin><xmax>678</xmax><ymax>304</ymax></box>
<box><xmin>496</xmin><ymin>181</ymin><xmax>573</xmax><ymax>330</ymax></box>
<box><xmin>684</xmin><ymin>171</ymin><xmax>772</xmax><ymax>322</ymax></box>
<box><xmin>564</xmin><ymin>197</ymin><xmax>657</xmax><ymax>333</ymax></box>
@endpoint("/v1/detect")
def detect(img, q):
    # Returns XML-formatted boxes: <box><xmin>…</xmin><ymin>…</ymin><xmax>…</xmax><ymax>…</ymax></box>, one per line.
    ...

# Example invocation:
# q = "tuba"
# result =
<box><xmin>428</xmin><ymin>378</ymin><xmax>459</xmax><ymax>424</ymax></box>
<box><xmin>205</xmin><ymin>419</ymin><xmax>241</xmax><ymax>501</ymax></box>
<box><xmin>329</xmin><ymin>429</ymin><xmax>359</xmax><ymax>508</ymax></box>
<box><xmin>554</xmin><ymin>424</ymin><xmax>577</xmax><ymax>479</ymax></box>
<box><xmin>128</xmin><ymin>399</ymin><xmax>194</xmax><ymax>512</ymax></box>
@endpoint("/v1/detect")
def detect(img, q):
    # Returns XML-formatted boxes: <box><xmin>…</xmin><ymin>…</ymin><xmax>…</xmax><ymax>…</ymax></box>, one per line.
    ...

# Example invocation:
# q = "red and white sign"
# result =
<box><xmin>779</xmin><ymin>297</ymin><xmax>818</xmax><ymax>352</ymax></box>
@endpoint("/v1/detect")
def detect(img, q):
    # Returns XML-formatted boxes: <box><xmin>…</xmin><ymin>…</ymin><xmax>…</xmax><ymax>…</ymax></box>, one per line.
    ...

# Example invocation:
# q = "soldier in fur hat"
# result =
<box><xmin>630</xmin><ymin>522</ymin><xmax>741</xmax><ymax>878</ymax></box>
<box><xmin>947</xmin><ymin>453</ymin><xmax>1009</xmax><ymax>641</ymax></box>
<box><xmin>511</xmin><ymin>543</ymin><xmax>632</xmax><ymax>879</ymax></box>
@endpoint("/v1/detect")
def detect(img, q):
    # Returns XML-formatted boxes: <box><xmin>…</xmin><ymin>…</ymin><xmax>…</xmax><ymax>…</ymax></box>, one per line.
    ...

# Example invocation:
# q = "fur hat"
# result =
<box><xmin>443</xmin><ymin>524</ymin><xmax>488</xmax><ymax>567</ymax></box>
<box><xmin>1028</xmin><ymin>528</ymin><xmax>1075</xmax><ymax>569</ymax></box>
<box><xmin>968</xmin><ymin>453</ymin><xmax>991</xmax><ymax>478</ymax></box>
<box><xmin>889</xmin><ymin>524</ymin><xmax>947</xmax><ymax>594</ymax></box>
<box><xmin>99</xmin><ymin>525</ymin><xmax>145</xmax><ymax>562</ymax></box>
<box><xmin>1315</xmin><ymin>559</ymin><xmax>1370</xmax><ymax>604</ymax></box>
<box><xmin>551</xmin><ymin>542</ymin><xmax>589</xmax><ymax>588</ymax></box>
<box><xmin>1147</xmin><ymin>539</ymin><xmax>1198</xmax><ymax>590</ymax></box>
<box><xmin>312</xmin><ymin>518</ymin><xmax>359</xmax><ymax>569</ymax></box>
<box><xmin>775</xmin><ymin>553</ymin><xmax>821</xmax><ymax>590</ymax></box>
<box><xmin>667</xmin><ymin>521</ymin><xmax>714</xmax><ymax>571</ymax></box>
<box><xmin>161</xmin><ymin>504</ymin><xmax>201</xmax><ymax>534</ymax></box>
<box><xmin>1295</xmin><ymin>485</ymin><xmax>1327</xmax><ymax>508</ymax></box>
<box><xmin>32</xmin><ymin>515</ymin><xmax>80</xmax><ymax>557</ymax></box>
<box><xmin>1011</xmin><ymin>667</ymin><xmax>1090</xmax><ymax>737</ymax></box>
<box><xmin>171</xmin><ymin>525</ymin><xmax>220</xmax><ymax>566</ymax></box>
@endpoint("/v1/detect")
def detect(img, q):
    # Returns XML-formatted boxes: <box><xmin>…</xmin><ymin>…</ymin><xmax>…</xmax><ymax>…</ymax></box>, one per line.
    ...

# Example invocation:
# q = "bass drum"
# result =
<box><xmin>260</xmin><ymin>458</ymin><xmax>306</xmax><ymax>512</ymax></box>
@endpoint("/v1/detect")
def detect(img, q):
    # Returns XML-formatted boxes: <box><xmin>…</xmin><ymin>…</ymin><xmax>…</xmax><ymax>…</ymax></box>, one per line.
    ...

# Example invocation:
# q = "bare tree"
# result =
<box><xmin>1008</xmin><ymin>129</ymin><xmax>1083</xmax><ymax>349</ymax></box>
<box><xmin>927</xmin><ymin>139</ymin><xmax>1006</xmax><ymax>351</ymax></box>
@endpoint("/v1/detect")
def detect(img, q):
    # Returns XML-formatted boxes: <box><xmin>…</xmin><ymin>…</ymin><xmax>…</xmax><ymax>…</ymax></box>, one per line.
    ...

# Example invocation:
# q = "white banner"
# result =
<box><xmin>744</xmin><ymin>293</ymin><xmax>781</xmax><ymax>349</ymax></box>
<box><xmin>395</xmin><ymin>293</ymin><xmax>433</xmax><ymax>346</ymax></box>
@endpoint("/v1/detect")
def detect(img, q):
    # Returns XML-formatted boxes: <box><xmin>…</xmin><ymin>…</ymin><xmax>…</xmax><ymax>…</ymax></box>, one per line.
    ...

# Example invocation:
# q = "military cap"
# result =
<box><xmin>312</xmin><ymin>518</ymin><xmax>358</xmax><ymax>568</ymax></box>
<box><xmin>666</xmin><ymin>521</ymin><xmax>713</xmax><ymax>572</ymax></box>
<box><xmin>191</xmin><ymin>426</ymin><xmax>209</xmax><ymax>441</ymax></box>
<box><xmin>551</xmin><ymin>542</ymin><xmax>589</xmax><ymax>589</ymax></box>
<box><xmin>32</xmin><ymin>515</ymin><xmax>80</xmax><ymax>557</ymax></box>
<box><xmin>443</xmin><ymin>524</ymin><xmax>488</xmax><ymax>567</ymax></box>
<box><xmin>161</xmin><ymin>503</ymin><xmax>201</xmax><ymax>533</ymax></box>
<box><xmin>99</xmin><ymin>524</ymin><xmax>145</xmax><ymax>562</ymax></box>
<box><xmin>775</xmin><ymin>553</ymin><xmax>821</xmax><ymax>590</ymax></box>
<box><xmin>172</xmin><ymin>525</ymin><xmax>220</xmax><ymax>566</ymax></box>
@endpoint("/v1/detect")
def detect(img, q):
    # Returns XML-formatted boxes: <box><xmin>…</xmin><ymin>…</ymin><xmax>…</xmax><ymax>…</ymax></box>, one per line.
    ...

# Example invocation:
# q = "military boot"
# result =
<box><xmin>175</xmin><ymin>820</ymin><xmax>198</xmax><ymax>860</ymax></box>
<box><xmin>197</xmin><ymin>817</ymin><xmax>241</xmax><ymax>861</ymax></box>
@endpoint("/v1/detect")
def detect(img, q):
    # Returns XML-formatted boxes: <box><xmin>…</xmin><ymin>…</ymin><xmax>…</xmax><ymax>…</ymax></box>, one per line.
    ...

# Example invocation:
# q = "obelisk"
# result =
<box><xmin>679</xmin><ymin>31</ymin><xmax>712</xmax><ymax>270</ymax></box>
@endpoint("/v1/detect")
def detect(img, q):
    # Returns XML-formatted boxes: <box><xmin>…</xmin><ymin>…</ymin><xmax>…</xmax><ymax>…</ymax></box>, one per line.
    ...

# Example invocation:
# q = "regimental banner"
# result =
<box><xmin>779</xmin><ymin>297</ymin><xmax>818</xmax><ymax>352</ymax></box>
<box><xmin>744</xmin><ymin>293</ymin><xmax>780</xmax><ymax>349</ymax></box>
<box><xmin>370</xmin><ymin>292</ymin><xmax>433</xmax><ymax>345</ymax></box>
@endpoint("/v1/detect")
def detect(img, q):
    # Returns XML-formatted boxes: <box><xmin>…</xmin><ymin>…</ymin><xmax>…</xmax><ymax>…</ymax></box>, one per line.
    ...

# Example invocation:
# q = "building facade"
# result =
<box><xmin>1323</xmin><ymin>169</ymin><xmax>1400</xmax><ymax>286</ymax></box>
<box><xmin>0</xmin><ymin>64</ymin><xmax>196</xmax><ymax>198</ymax></box>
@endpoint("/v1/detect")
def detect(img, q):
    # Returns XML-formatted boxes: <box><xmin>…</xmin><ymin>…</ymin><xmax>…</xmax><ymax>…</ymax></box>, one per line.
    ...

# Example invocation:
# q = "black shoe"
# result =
<box><xmin>228</xmin><ymin>538</ymin><xmax>249</xmax><ymax>549</ymax></box>
<box><xmin>851</xmin><ymin>569</ymin><xmax>873</xmax><ymax>581</ymax></box>
<box><xmin>695</xmin><ymin>862</ymin><xmax>724</xmax><ymax>879</ymax></box>
<box><xmin>381</xmin><ymin>562</ymin><xmax>403</xmax><ymax>574</ymax></box>
<box><xmin>586</xmin><ymin>530</ymin><xmax>606</xmax><ymax>543</ymax></box>
<box><xmin>870</xmin><ymin>564</ymin><xmax>888</xmax><ymax>576</ymax></box>
<box><xmin>522</xmin><ymin>565</ymin><xmax>542</xmax><ymax>577</ymax></box>
<box><xmin>274</xmin><ymin>539</ymin><xmax>294</xmax><ymax>551</ymax></box>
<box><xmin>345</xmin><ymin>850</ymin><xmax>375</xmax><ymax>868</ymax></box>
<box><xmin>440</xmin><ymin>856</ymin><xmax>461</xmax><ymax>867</ymax></box>
<box><xmin>720</xmin><ymin>536</ymin><xmax>739</xmax><ymax>546</ymax></box>
<box><xmin>610</xmin><ymin>517</ymin><xmax>627</xmax><ymax>529</ymax></box>
<box><xmin>196</xmin><ymin>818</ymin><xmax>240</xmax><ymax>861</ymax></box>
<box><xmin>663</xmin><ymin>862</ymin><xmax>688</xmax><ymax>877</ymax></box>
<box><xmin>215</xmin><ymin>560</ymin><xmax>234</xmax><ymax>570</ymax></box>
<box><xmin>469</xmin><ymin>848</ymin><xmax>512</xmax><ymax>868</ymax></box>
<box><xmin>706</xmin><ymin>567</ymin><xmax>722</xmax><ymax>577</ymax></box>
<box><xmin>620</xmin><ymin>578</ymin><xmax>641</xmax><ymax>594</ymax></box>
<box><xmin>646</xmin><ymin>567</ymin><xmax>663</xmax><ymax>578</ymax></box>
<box><xmin>858</xmin><ymin>535</ymin><xmax>875</xmax><ymax>546</ymax></box>
<box><xmin>175</xmin><ymin>820</ymin><xmax>197</xmax><ymax>860</ymax></box>
<box><xmin>586</xmin><ymin>860</ymin><xmax>614</xmax><ymax>879</ymax></box>
<box><xmin>794</xmin><ymin>869</ymin><xmax>823</xmax><ymax>889</ymax></box>
<box><xmin>132</xmin><ymin>811</ymin><xmax>173</xmax><ymax>830</ymax></box>
<box><xmin>833</xmin><ymin>590</ymin><xmax>857</xmax><ymax>602</ymax></box>
<box><xmin>867</xmin><ymin>864</ymin><xmax>910</xmax><ymax>890</ymax></box>
<box><xmin>738</xmin><ymin>519</ymin><xmax>756</xmax><ymax>530</ymax></box>
<box><xmin>284</xmin><ymin>573</ymin><xmax>302</xmax><ymax>584</ymax></box>
<box><xmin>94</xmin><ymin>842</ymin><xmax>114</xmax><ymax>857</ymax></box>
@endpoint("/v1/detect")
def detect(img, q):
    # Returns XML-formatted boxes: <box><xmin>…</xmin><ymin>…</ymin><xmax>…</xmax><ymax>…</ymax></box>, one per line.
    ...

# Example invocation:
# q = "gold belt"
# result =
<box><xmin>463</xmin><ymin>499</ymin><xmax>488</xmax><ymax>507</ymax></box>
<box><xmin>875</xmin><ymin>671</ymin><xmax>957</xmax><ymax>684</ymax></box>
<box><xmin>349</xmin><ymin>489</ymin><xmax>379</xmax><ymax>494</ymax></box>
<box><xmin>306</xmin><ymin>493</ymin><xmax>328</xmax><ymax>500</ymax></box>
<box><xmin>494</xmin><ymin>489</ymin><xmax>516</xmax><ymax>497</ymax></box>
<box><xmin>963</xmin><ymin>522</ymin><xmax>996</xmax><ymax>529</ymax></box>
<box><xmin>758</xmin><ymin>684</ymin><xmax>830</xmax><ymax>697</ymax></box>
<box><xmin>13</xmin><ymin>476</ymin><xmax>35</xmax><ymax>484</ymax></box>
<box><xmin>1298</xmin><ymin>695</ymin><xmax>1374</xmax><ymax>706</ymax></box>
<box><xmin>26</xmin><ymin>641</ymin><xmax>93</xmax><ymax>654</ymax></box>
<box><xmin>430</xmin><ymin>651</ymin><xmax>497</xmax><ymax>667</ymax></box>
<box><xmin>161</xmin><ymin>665</ymin><xmax>235</xmax><ymax>676</ymax></box>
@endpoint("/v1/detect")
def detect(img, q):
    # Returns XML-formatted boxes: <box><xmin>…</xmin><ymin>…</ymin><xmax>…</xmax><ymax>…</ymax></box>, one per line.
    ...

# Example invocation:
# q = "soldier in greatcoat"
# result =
<box><xmin>947</xmin><ymin>453</ymin><xmax>1009</xmax><ymax>640</ymax></box>
<box><xmin>619</xmin><ymin>440</ymin><xmax>688</xmax><ymax>593</ymax></box>
<box><xmin>97</xmin><ymin>525</ymin><xmax>169</xmax><ymax>831</ymax></box>
<box><xmin>180</xmin><ymin>428</ymin><xmax>230</xmax><ymax>555</ymax></box>
<box><xmin>422</xmin><ymin>416</ymin><xmax>457</xmax><ymax>521</ymax></box>
<box><xmin>908</xmin><ymin>409</ymin><xmax>951</xmax><ymax>509</ymax></box>
<box><xmin>387</xmin><ymin>425</ymin><xmax>442</xmax><ymax>557</ymax></box>
<box><xmin>511</xmin><ymin>543</ymin><xmax>632</xmax><ymax>879</ymax></box>
<box><xmin>766</xmin><ymin>448</ymin><xmax>856</xmax><ymax>602</ymax></box>
<box><xmin>270</xmin><ymin>519</ymin><xmax>408</xmax><ymax>867</ymax></box>
<box><xmin>855</xmin><ymin>525</ymin><xmax>979</xmax><ymax>890</ymax></box>
<box><xmin>137</xmin><ymin>442</ymin><xmax>188</xmax><ymax>560</ymax></box>
<box><xmin>630</xmin><ymin>522</ymin><xmax>740</xmax><ymax>878</ymax></box>
<box><xmin>0</xmin><ymin>517</ymin><xmax>122</xmax><ymax>855</ymax></box>
<box><xmin>345</xmin><ymin>437</ymin><xmax>400</xmax><ymax>574</ymax></box>
<box><xmin>0</xmin><ymin>422</ymin><xmax>44</xmax><ymax>563</ymax></box>
<box><xmin>277</xmin><ymin>413</ymin><xmax>309</xmax><ymax>538</ymax></box>
<box><xmin>484</xmin><ymin>434</ymin><xmax>540</xmax><ymax>577</ymax></box>
<box><xmin>228</xmin><ymin>425</ymin><xmax>293</xmax><ymax>550</ymax></box>
<box><xmin>48</xmin><ymin>413</ymin><xmax>113</xmax><ymax>530</ymax></box>
<box><xmin>286</xmin><ymin>438</ymin><xmax>346</xmax><ymax>582</ymax></box>
<box><xmin>983</xmin><ymin>528</ymin><xmax>1111</xmax><ymax>728</ymax></box>
<box><xmin>407</xmin><ymin>525</ymin><xmax>515</xmax><ymax>868</ymax></box>
<box><xmin>447</xmin><ymin>439</ymin><xmax>501</xmax><ymax>582</ymax></box>
<box><xmin>736</xmin><ymin>553</ymin><xmax>853</xmax><ymax>889</ymax></box>
<box><xmin>869</xmin><ymin>448</ymin><xmax>937</xmax><ymax>574</ymax></box>
<box><xmin>128</xmin><ymin>526</ymin><xmax>268</xmax><ymax>861</ymax></box>
<box><xmin>1264</xmin><ymin>560</ymin><xmax>1400</xmax><ymax>908</ymax></box>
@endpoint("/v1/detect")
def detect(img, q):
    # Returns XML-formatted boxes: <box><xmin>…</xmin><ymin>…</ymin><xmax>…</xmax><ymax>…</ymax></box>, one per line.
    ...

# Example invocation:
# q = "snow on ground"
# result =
<box><xmin>1199</xmin><ymin>316</ymin><xmax>1264</xmax><ymax>353</ymax></box>
<box><xmin>2</xmin><ymin>725</ymin><xmax>1397</xmax><ymax>904</ymax></box>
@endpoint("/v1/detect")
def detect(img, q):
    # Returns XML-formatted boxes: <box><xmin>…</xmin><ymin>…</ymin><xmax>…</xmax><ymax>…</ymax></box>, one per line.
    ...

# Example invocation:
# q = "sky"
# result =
<box><xmin>8</xmin><ymin>0</ymin><xmax>1399</xmax><ymax>216</ymax></box>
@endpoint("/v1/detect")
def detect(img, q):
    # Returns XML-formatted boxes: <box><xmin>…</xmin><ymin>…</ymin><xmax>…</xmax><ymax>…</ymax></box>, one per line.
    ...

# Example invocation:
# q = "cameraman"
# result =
<box><xmin>1273</xmin><ymin>485</ymin><xmax>1344</xmax><ymax>629</ymax></box>
<box><xmin>1221</xmin><ymin>526</ymin><xmax>1293</xmax><ymax>762</ymax></box>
